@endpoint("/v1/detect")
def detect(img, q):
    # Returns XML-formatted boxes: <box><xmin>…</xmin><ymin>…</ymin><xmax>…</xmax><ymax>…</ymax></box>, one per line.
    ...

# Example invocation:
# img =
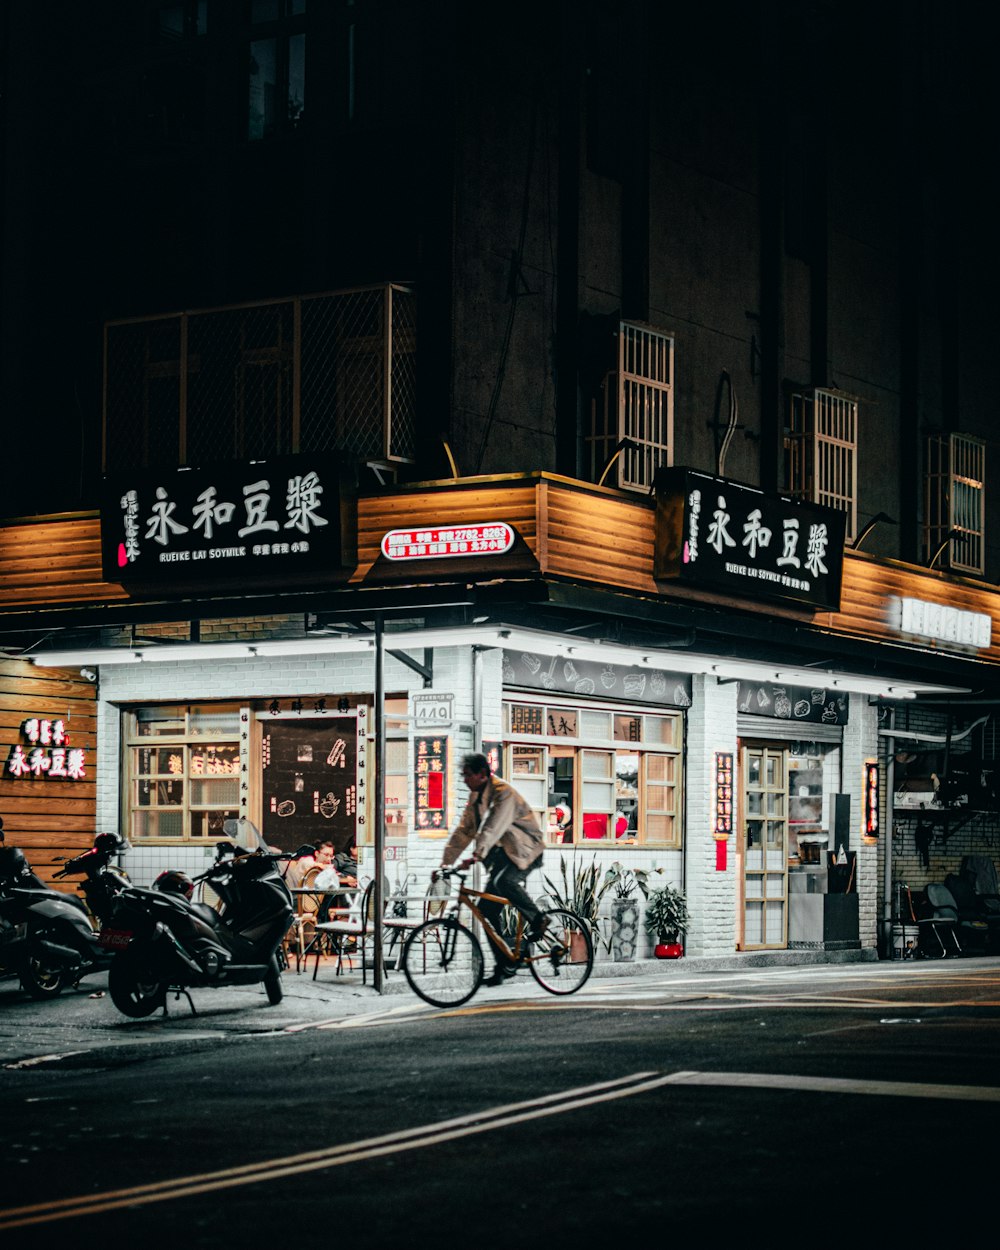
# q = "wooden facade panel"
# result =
<box><xmin>0</xmin><ymin>659</ymin><xmax>96</xmax><ymax>886</ymax></box>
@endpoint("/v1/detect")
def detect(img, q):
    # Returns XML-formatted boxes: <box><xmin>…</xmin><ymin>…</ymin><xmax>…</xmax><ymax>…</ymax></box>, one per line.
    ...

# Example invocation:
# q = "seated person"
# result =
<box><xmin>333</xmin><ymin>838</ymin><xmax>358</xmax><ymax>886</ymax></box>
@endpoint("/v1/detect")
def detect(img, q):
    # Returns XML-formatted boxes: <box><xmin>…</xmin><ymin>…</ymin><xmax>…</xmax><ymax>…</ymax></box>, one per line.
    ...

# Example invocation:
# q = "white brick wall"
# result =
<box><xmin>682</xmin><ymin>673</ymin><xmax>739</xmax><ymax>957</ymax></box>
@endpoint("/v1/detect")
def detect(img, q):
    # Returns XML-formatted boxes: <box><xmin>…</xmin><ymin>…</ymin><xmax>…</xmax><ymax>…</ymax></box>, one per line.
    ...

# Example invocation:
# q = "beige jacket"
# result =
<box><xmin>441</xmin><ymin>776</ymin><xmax>545</xmax><ymax>870</ymax></box>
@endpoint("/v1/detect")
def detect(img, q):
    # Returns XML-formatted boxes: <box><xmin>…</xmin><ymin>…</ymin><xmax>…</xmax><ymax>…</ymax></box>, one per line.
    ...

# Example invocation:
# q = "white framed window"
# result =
<box><xmin>786</xmin><ymin>387</ymin><xmax>858</xmax><ymax>540</ymax></box>
<box><xmin>124</xmin><ymin>704</ymin><xmax>242</xmax><ymax>842</ymax></box>
<box><xmin>924</xmin><ymin>432</ymin><xmax>985</xmax><ymax>575</ymax></box>
<box><xmin>589</xmin><ymin>321</ymin><xmax>674</xmax><ymax>493</ymax></box>
<box><xmin>502</xmin><ymin>697</ymin><xmax>683</xmax><ymax>847</ymax></box>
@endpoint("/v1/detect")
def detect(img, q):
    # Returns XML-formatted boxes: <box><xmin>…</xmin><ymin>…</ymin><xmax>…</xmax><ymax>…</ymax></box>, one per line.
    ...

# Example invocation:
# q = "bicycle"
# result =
<box><xmin>401</xmin><ymin>865</ymin><xmax>594</xmax><ymax>1007</ymax></box>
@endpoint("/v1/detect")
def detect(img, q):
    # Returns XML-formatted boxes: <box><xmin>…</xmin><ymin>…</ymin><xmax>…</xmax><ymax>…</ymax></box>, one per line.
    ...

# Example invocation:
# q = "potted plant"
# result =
<box><xmin>544</xmin><ymin>856</ymin><xmax>611</xmax><ymax>954</ymax></box>
<box><xmin>601</xmin><ymin>862</ymin><xmax>660</xmax><ymax>962</ymax></box>
<box><xmin>643</xmin><ymin>883</ymin><xmax>689</xmax><ymax>958</ymax></box>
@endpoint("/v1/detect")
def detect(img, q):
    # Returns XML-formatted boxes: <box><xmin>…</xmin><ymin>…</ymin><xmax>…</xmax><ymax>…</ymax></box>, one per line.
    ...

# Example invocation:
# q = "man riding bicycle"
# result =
<box><xmin>436</xmin><ymin>752</ymin><xmax>549</xmax><ymax>985</ymax></box>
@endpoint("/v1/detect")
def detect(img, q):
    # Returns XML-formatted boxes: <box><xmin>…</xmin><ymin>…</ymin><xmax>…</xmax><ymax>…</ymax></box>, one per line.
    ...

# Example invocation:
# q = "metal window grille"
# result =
<box><xmin>589</xmin><ymin>322</ymin><xmax>674</xmax><ymax>492</ymax></box>
<box><xmin>924</xmin><ymin>432</ymin><xmax>985</xmax><ymax>574</ymax></box>
<box><xmin>103</xmin><ymin>284</ymin><xmax>416</xmax><ymax>475</ymax></box>
<box><xmin>786</xmin><ymin>388</ymin><xmax>858</xmax><ymax>540</ymax></box>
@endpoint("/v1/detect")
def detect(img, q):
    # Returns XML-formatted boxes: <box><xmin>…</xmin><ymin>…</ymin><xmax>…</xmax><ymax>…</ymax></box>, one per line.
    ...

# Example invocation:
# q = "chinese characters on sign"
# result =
<box><xmin>381</xmin><ymin>522</ymin><xmax>515</xmax><ymax>561</ymax></box>
<box><xmin>6</xmin><ymin>718</ymin><xmax>87</xmax><ymax>781</ymax></box>
<box><xmin>102</xmin><ymin>456</ymin><xmax>343</xmax><ymax>587</ymax></box>
<box><xmin>713</xmin><ymin>751</ymin><xmax>733</xmax><ymax>838</ymax></box>
<box><xmin>889</xmin><ymin>596</ymin><xmax>992</xmax><ymax>650</ymax></box>
<box><xmin>414</xmin><ymin>736</ymin><xmax>449</xmax><ymax>831</ymax></box>
<box><xmin>655</xmin><ymin>468</ymin><xmax>846</xmax><ymax>610</ymax></box>
<box><xmin>863</xmin><ymin>760</ymin><xmax>879</xmax><ymax>838</ymax></box>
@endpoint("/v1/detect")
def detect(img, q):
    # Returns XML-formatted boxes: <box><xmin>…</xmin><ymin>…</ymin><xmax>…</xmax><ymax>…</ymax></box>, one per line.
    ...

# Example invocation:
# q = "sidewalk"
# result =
<box><xmin>285</xmin><ymin>943</ymin><xmax>880</xmax><ymax>1012</ymax></box>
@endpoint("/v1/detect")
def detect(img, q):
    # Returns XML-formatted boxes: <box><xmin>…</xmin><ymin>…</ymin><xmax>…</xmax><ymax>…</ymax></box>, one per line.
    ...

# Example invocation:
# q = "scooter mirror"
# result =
<box><xmin>293</xmin><ymin>844</ymin><xmax>317</xmax><ymax>860</ymax></box>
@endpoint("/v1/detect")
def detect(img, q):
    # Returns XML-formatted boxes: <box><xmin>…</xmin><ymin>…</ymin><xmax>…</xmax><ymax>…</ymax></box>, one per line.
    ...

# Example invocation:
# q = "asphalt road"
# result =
<box><xmin>2</xmin><ymin>958</ymin><xmax>998</xmax><ymax>1247</ymax></box>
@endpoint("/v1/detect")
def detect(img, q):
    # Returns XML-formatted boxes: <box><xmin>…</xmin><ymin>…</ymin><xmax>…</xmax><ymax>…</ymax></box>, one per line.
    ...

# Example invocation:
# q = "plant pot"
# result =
<box><xmin>654</xmin><ymin>934</ymin><xmax>683</xmax><ymax>959</ymax></box>
<box><xmin>610</xmin><ymin>897</ymin><xmax>640</xmax><ymax>962</ymax></box>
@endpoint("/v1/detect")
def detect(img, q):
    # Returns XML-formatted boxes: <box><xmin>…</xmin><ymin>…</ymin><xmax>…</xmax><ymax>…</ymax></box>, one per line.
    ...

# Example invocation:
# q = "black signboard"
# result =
<box><xmin>737</xmin><ymin>681</ymin><xmax>849</xmax><ymax>726</ymax></box>
<box><xmin>101</xmin><ymin>455</ymin><xmax>344</xmax><ymax>589</ymax></box>
<box><xmin>654</xmin><ymin>468</ymin><xmax>845</xmax><ymax>611</ymax></box>
<box><xmin>261</xmin><ymin>717</ymin><xmax>358</xmax><ymax>853</ymax></box>
<box><xmin>414</xmin><ymin>736</ymin><xmax>449</xmax><ymax>831</ymax></box>
<box><xmin>502</xmin><ymin>651</ymin><xmax>692</xmax><ymax>708</ymax></box>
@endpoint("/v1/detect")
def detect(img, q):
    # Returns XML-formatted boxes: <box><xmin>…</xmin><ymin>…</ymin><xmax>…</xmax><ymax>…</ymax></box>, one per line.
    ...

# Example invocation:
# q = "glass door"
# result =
<box><xmin>741</xmin><ymin>744</ymin><xmax>789</xmax><ymax>949</ymax></box>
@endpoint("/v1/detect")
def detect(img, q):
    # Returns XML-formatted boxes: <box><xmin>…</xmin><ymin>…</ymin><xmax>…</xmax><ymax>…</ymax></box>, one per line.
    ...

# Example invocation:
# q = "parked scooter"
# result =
<box><xmin>52</xmin><ymin>832</ymin><xmax>132</xmax><ymax>927</ymax></box>
<box><xmin>0</xmin><ymin>818</ymin><xmax>113</xmax><ymax>999</ymax></box>
<box><xmin>101</xmin><ymin>818</ymin><xmax>312</xmax><ymax>1018</ymax></box>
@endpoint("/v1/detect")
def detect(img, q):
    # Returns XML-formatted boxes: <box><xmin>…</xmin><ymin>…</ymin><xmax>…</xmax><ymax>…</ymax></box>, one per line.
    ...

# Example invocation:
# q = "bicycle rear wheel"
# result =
<box><xmin>403</xmin><ymin>918</ymin><xmax>484</xmax><ymax>1007</ymax></box>
<box><xmin>528</xmin><ymin>908</ymin><xmax>593</xmax><ymax>995</ymax></box>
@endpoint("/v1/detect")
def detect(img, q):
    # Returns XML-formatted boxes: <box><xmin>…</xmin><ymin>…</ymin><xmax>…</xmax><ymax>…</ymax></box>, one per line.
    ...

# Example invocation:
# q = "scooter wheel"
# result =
<box><xmin>109</xmin><ymin>949</ymin><xmax>167</xmax><ymax>1018</ymax></box>
<box><xmin>20</xmin><ymin>957</ymin><xmax>66</xmax><ymax>1000</ymax></box>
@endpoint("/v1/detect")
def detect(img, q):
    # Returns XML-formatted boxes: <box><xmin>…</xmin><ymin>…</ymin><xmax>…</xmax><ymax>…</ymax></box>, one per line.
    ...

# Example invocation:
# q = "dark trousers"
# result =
<box><xmin>481</xmin><ymin>848</ymin><xmax>543</xmax><ymax>969</ymax></box>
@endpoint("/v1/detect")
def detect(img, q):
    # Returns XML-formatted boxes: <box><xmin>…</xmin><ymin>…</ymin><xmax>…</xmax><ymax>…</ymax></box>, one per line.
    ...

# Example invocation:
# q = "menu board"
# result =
<box><xmin>261</xmin><ymin>717</ymin><xmax>358</xmax><ymax>853</ymax></box>
<box><xmin>414</xmin><ymin>736</ymin><xmax>449</xmax><ymax>831</ymax></box>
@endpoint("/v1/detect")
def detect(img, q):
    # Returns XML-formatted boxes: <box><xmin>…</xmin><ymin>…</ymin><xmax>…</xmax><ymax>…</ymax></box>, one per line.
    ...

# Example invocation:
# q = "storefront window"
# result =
<box><xmin>125</xmin><ymin>705</ymin><xmax>241</xmax><ymax>841</ymax></box>
<box><xmin>503</xmin><ymin>698</ymin><xmax>683</xmax><ymax>847</ymax></box>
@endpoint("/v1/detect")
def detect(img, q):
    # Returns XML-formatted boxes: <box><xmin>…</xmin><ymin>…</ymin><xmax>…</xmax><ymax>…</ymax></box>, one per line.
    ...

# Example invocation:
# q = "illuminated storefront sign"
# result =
<box><xmin>381</xmin><ymin>522</ymin><xmax>515</xmax><ymax>561</ymax></box>
<box><xmin>654</xmin><ymin>468</ymin><xmax>846</xmax><ymax>610</ymax></box>
<box><xmin>414</xmin><ymin>736</ymin><xmax>449</xmax><ymax>830</ymax></box>
<box><xmin>101</xmin><ymin>455</ymin><xmax>344</xmax><ymax>588</ymax></box>
<box><xmin>6</xmin><ymin>718</ymin><xmax>87</xmax><ymax>781</ymax></box>
<box><xmin>863</xmin><ymin>759</ymin><xmax>879</xmax><ymax>838</ymax></box>
<box><xmin>713</xmin><ymin>751</ymin><xmax>734</xmax><ymax>837</ymax></box>
<box><xmin>889</xmin><ymin>596</ymin><xmax>991</xmax><ymax>650</ymax></box>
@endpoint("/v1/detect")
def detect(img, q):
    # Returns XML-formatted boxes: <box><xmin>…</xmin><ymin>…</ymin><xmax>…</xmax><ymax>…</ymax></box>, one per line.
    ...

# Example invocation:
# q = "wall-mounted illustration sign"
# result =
<box><xmin>414</xmin><ymin>736</ymin><xmax>449</xmax><ymax>831</ymax></box>
<box><xmin>654</xmin><ymin>468</ymin><xmax>846</xmax><ymax>611</ymax></box>
<box><xmin>381</xmin><ymin>522</ymin><xmax>515</xmax><ymax>561</ymax></box>
<box><xmin>5</xmin><ymin>717</ymin><xmax>87</xmax><ymax>781</ymax></box>
<box><xmin>888</xmin><ymin>596</ymin><xmax>991</xmax><ymax>650</ymax></box>
<box><xmin>502</xmin><ymin>651</ymin><xmax>692</xmax><ymax>708</ymax></box>
<box><xmin>713</xmin><ymin>751</ymin><xmax>734</xmax><ymax>838</ymax></box>
<box><xmin>101</xmin><ymin>454</ymin><xmax>344</xmax><ymax>590</ymax></box>
<box><xmin>737</xmin><ymin>681</ymin><xmax>849</xmax><ymax>726</ymax></box>
<box><xmin>261</xmin><ymin>714</ymin><xmax>358</xmax><ymax>853</ymax></box>
<box><xmin>412</xmin><ymin>692</ymin><xmax>454</xmax><ymax>729</ymax></box>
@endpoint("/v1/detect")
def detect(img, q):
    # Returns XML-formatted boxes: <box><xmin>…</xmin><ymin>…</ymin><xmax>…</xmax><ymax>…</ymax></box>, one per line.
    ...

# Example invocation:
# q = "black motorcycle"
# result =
<box><xmin>52</xmin><ymin>832</ymin><xmax>132</xmax><ymax>927</ymax></box>
<box><xmin>101</xmin><ymin>818</ymin><xmax>312</xmax><ymax>1018</ymax></box>
<box><xmin>0</xmin><ymin>818</ymin><xmax>114</xmax><ymax>1000</ymax></box>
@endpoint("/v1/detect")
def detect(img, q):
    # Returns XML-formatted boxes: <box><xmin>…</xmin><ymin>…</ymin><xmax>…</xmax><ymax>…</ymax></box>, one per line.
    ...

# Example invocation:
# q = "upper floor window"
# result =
<box><xmin>786</xmin><ymin>387</ymin><xmax>858</xmax><ymax>541</ymax></box>
<box><xmin>248</xmin><ymin>0</ymin><xmax>307</xmax><ymax>140</ymax></box>
<box><xmin>589</xmin><ymin>321</ymin><xmax>674</xmax><ymax>493</ymax></box>
<box><xmin>103</xmin><ymin>285</ymin><xmax>417</xmax><ymax>476</ymax></box>
<box><xmin>143</xmin><ymin>2</ymin><xmax>209</xmax><ymax>144</ymax></box>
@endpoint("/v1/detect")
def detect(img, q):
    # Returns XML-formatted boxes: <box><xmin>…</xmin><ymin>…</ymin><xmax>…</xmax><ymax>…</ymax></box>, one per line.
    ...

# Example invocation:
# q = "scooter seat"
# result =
<box><xmin>190</xmin><ymin>901</ymin><xmax>221</xmax><ymax>927</ymax></box>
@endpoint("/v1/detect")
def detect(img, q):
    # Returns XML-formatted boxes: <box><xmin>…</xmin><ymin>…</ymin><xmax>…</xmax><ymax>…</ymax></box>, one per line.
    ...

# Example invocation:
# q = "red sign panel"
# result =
<box><xmin>381</xmin><ymin>522</ymin><xmax>515</xmax><ymax>561</ymax></box>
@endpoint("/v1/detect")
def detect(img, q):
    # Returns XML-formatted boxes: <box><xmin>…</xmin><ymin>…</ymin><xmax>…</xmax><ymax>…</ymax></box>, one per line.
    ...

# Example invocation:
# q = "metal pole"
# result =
<box><xmin>883</xmin><ymin>706</ymin><xmax>895</xmax><ymax>959</ymax></box>
<box><xmin>373</xmin><ymin>614</ymin><xmax>385</xmax><ymax>992</ymax></box>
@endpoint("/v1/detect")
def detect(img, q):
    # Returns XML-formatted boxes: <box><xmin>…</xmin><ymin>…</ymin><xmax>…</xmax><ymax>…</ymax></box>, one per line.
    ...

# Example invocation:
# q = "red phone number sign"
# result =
<box><xmin>381</xmin><ymin>522</ymin><xmax>515</xmax><ymax>561</ymax></box>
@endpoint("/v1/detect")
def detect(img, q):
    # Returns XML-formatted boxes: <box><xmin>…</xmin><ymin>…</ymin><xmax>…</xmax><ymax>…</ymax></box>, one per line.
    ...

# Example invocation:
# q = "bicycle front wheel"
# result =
<box><xmin>402</xmin><ymin>918</ymin><xmax>484</xmax><ymax>1007</ymax></box>
<box><xmin>528</xmin><ymin>908</ymin><xmax>594</xmax><ymax>995</ymax></box>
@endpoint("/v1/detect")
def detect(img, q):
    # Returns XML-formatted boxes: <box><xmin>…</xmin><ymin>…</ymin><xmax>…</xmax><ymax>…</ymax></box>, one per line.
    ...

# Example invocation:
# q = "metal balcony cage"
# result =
<box><xmin>103</xmin><ymin>284</ymin><xmax>417</xmax><ymax>475</ymax></box>
<box><xmin>786</xmin><ymin>387</ymin><xmax>858</xmax><ymax>541</ymax></box>
<box><xmin>589</xmin><ymin>321</ymin><xmax>674</xmax><ymax>492</ymax></box>
<box><xmin>924</xmin><ymin>432</ymin><xmax>985</xmax><ymax>575</ymax></box>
